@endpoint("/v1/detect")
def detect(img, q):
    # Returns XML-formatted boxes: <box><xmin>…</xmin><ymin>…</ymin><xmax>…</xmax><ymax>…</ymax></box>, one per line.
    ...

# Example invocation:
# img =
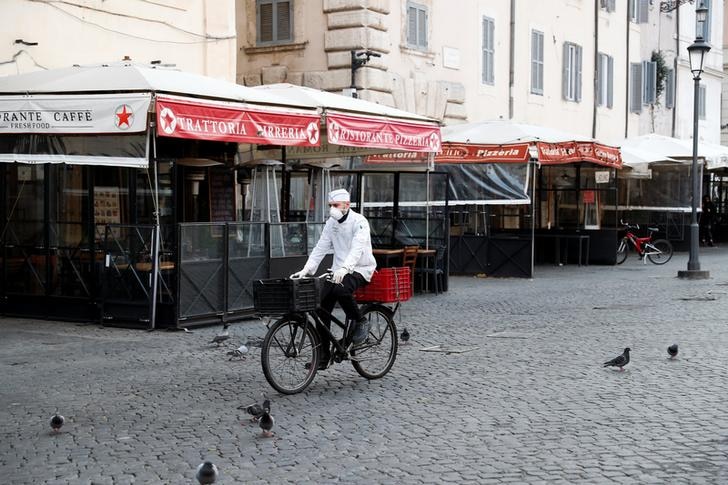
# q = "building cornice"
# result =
<box><xmin>243</xmin><ymin>42</ymin><xmax>308</xmax><ymax>55</ymax></box>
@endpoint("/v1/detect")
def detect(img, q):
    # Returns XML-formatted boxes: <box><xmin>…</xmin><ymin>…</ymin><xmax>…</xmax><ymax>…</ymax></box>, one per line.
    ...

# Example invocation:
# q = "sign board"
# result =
<box><xmin>156</xmin><ymin>95</ymin><xmax>320</xmax><ymax>147</ymax></box>
<box><xmin>582</xmin><ymin>190</ymin><xmax>596</xmax><ymax>204</ymax></box>
<box><xmin>595</xmin><ymin>171</ymin><xmax>611</xmax><ymax>184</ymax></box>
<box><xmin>0</xmin><ymin>94</ymin><xmax>151</xmax><ymax>134</ymax></box>
<box><xmin>442</xmin><ymin>47</ymin><xmax>460</xmax><ymax>69</ymax></box>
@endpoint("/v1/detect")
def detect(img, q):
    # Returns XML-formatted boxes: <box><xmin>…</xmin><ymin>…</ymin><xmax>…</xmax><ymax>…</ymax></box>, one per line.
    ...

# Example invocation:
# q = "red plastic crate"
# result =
<box><xmin>354</xmin><ymin>267</ymin><xmax>412</xmax><ymax>303</ymax></box>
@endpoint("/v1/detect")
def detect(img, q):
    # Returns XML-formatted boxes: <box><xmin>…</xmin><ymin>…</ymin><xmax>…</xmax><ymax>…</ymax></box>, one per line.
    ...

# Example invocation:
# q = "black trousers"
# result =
<box><xmin>316</xmin><ymin>272</ymin><xmax>367</xmax><ymax>344</ymax></box>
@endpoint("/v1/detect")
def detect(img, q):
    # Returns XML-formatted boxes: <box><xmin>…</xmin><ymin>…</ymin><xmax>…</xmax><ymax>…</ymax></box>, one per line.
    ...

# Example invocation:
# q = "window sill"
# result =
<box><xmin>399</xmin><ymin>45</ymin><xmax>435</xmax><ymax>60</ymax></box>
<box><xmin>243</xmin><ymin>41</ymin><xmax>308</xmax><ymax>55</ymax></box>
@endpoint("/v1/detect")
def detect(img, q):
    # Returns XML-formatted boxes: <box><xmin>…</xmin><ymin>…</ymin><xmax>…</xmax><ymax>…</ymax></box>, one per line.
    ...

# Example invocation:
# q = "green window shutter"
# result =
<box><xmin>562</xmin><ymin>43</ymin><xmax>570</xmax><ymax>100</ymax></box>
<box><xmin>596</xmin><ymin>54</ymin><xmax>604</xmax><ymax>106</ymax></box>
<box><xmin>277</xmin><ymin>1</ymin><xmax>291</xmax><ymax>41</ymax></box>
<box><xmin>639</xmin><ymin>0</ymin><xmax>649</xmax><ymax>23</ymax></box>
<box><xmin>259</xmin><ymin>2</ymin><xmax>273</xmax><ymax>43</ymax></box>
<box><xmin>630</xmin><ymin>63</ymin><xmax>642</xmax><ymax>113</ymax></box>
<box><xmin>607</xmin><ymin>55</ymin><xmax>614</xmax><ymax>108</ymax></box>
<box><xmin>575</xmin><ymin>45</ymin><xmax>582</xmax><ymax>102</ymax></box>
<box><xmin>407</xmin><ymin>6</ymin><xmax>417</xmax><ymax>46</ymax></box>
<box><xmin>419</xmin><ymin>8</ymin><xmax>428</xmax><ymax>48</ymax></box>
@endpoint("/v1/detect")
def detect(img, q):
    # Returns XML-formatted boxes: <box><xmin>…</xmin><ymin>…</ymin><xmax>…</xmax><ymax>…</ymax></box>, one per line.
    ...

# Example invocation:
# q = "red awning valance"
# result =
<box><xmin>326</xmin><ymin>111</ymin><xmax>441</xmax><ymax>153</ymax></box>
<box><xmin>155</xmin><ymin>95</ymin><xmax>321</xmax><ymax>146</ymax></box>
<box><xmin>366</xmin><ymin>141</ymin><xmax>622</xmax><ymax>168</ymax></box>
<box><xmin>537</xmin><ymin>141</ymin><xmax>622</xmax><ymax>168</ymax></box>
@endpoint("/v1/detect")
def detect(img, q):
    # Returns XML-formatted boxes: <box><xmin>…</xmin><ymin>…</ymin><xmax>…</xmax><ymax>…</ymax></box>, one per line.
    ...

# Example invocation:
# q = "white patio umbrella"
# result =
<box><xmin>619</xmin><ymin>146</ymin><xmax>678</xmax><ymax>178</ymax></box>
<box><xmin>442</xmin><ymin>120</ymin><xmax>599</xmax><ymax>144</ymax></box>
<box><xmin>0</xmin><ymin>62</ymin><xmax>309</xmax><ymax>108</ymax></box>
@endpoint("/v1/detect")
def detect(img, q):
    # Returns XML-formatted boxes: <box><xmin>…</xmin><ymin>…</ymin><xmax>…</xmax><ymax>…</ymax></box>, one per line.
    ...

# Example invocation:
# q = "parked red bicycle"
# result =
<box><xmin>616</xmin><ymin>221</ymin><xmax>673</xmax><ymax>265</ymax></box>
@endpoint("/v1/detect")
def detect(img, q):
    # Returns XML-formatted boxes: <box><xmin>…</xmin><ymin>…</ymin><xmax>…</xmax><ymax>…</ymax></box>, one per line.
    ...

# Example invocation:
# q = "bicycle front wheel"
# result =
<box><xmin>616</xmin><ymin>238</ymin><xmax>629</xmax><ymax>265</ymax></box>
<box><xmin>261</xmin><ymin>314</ymin><xmax>320</xmax><ymax>395</ymax></box>
<box><xmin>646</xmin><ymin>239</ymin><xmax>673</xmax><ymax>265</ymax></box>
<box><xmin>351</xmin><ymin>304</ymin><xmax>398</xmax><ymax>380</ymax></box>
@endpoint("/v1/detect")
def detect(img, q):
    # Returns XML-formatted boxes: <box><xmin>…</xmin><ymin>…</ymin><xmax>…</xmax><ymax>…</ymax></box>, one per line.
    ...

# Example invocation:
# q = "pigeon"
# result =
<box><xmin>209</xmin><ymin>324</ymin><xmax>230</xmax><ymax>346</ymax></box>
<box><xmin>237</xmin><ymin>401</ymin><xmax>265</xmax><ymax>422</ymax></box>
<box><xmin>195</xmin><ymin>461</ymin><xmax>218</xmax><ymax>484</ymax></box>
<box><xmin>227</xmin><ymin>342</ymin><xmax>249</xmax><ymax>360</ymax></box>
<box><xmin>259</xmin><ymin>399</ymin><xmax>274</xmax><ymax>437</ymax></box>
<box><xmin>603</xmin><ymin>347</ymin><xmax>631</xmax><ymax>371</ymax></box>
<box><xmin>50</xmin><ymin>414</ymin><xmax>65</xmax><ymax>432</ymax></box>
<box><xmin>400</xmin><ymin>327</ymin><xmax>410</xmax><ymax>344</ymax></box>
<box><xmin>667</xmin><ymin>344</ymin><xmax>679</xmax><ymax>359</ymax></box>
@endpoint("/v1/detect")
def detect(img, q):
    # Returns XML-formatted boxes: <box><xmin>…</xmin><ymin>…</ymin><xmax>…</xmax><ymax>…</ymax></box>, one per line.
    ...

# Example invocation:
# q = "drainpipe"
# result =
<box><xmin>624</xmin><ymin>3</ymin><xmax>630</xmax><ymax>138</ymax></box>
<box><xmin>508</xmin><ymin>0</ymin><xmax>515</xmax><ymax>119</ymax></box>
<box><xmin>592</xmin><ymin>0</ymin><xmax>599</xmax><ymax>138</ymax></box>
<box><xmin>671</xmin><ymin>5</ymin><xmax>679</xmax><ymax>137</ymax></box>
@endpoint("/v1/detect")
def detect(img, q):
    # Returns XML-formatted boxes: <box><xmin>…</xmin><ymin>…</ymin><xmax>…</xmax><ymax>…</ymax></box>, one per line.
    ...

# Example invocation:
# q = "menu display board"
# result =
<box><xmin>208</xmin><ymin>169</ymin><xmax>236</xmax><ymax>222</ymax></box>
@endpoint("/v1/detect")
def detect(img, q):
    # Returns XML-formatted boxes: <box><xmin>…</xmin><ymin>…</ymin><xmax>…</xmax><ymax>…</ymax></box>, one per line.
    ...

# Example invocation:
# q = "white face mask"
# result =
<box><xmin>329</xmin><ymin>206</ymin><xmax>344</xmax><ymax>221</ymax></box>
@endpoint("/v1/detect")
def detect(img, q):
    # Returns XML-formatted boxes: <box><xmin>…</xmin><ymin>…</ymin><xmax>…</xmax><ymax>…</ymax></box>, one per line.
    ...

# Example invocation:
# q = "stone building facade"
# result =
<box><xmin>237</xmin><ymin>0</ymin><xmax>723</xmax><ymax>143</ymax></box>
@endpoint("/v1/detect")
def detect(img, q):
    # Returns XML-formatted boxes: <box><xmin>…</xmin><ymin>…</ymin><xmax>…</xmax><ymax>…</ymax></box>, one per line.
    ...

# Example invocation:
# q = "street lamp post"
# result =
<box><xmin>678</xmin><ymin>1</ymin><xmax>711</xmax><ymax>279</ymax></box>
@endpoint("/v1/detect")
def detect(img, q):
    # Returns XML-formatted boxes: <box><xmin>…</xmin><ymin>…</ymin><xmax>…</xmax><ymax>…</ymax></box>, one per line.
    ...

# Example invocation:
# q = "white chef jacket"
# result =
<box><xmin>303</xmin><ymin>209</ymin><xmax>377</xmax><ymax>281</ymax></box>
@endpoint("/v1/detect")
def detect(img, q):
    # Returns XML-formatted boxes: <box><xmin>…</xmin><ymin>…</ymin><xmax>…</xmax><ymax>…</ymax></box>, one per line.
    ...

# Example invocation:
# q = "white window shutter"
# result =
<box><xmin>607</xmin><ymin>55</ymin><xmax>614</xmax><ymax>108</ymax></box>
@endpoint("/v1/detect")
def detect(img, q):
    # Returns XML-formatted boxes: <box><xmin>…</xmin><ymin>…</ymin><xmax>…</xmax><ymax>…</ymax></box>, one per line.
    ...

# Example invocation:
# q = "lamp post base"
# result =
<box><xmin>677</xmin><ymin>269</ymin><xmax>710</xmax><ymax>280</ymax></box>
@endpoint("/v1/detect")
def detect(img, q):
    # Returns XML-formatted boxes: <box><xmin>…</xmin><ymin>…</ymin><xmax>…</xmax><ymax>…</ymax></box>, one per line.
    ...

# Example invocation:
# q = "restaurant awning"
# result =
<box><xmin>0</xmin><ymin>63</ymin><xmax>321</xmax><ymax>167</ymax></box>
<box><xmin>238</xmin><ymin>83</ymin><xmax>442</xmax><ymax>162</ymax></box>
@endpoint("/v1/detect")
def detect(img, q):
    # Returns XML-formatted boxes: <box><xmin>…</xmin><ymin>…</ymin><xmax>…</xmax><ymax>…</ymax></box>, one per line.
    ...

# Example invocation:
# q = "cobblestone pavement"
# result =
<box><xmin>2</xmin><ymin>249</ymin><xmax>728</xmax><ymax>484</ymax></box>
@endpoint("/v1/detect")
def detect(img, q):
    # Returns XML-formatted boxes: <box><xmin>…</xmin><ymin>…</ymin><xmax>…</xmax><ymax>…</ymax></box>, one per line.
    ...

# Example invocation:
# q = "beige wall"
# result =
<box><xmin>237</xmin><ymin>0</ymin><xmax>723</xmax><ymax>145</ymax></box>
<box><xmin>0</xmin><ymin>0</ymin><xmax>237</xmax><ymax>80</ymax></box>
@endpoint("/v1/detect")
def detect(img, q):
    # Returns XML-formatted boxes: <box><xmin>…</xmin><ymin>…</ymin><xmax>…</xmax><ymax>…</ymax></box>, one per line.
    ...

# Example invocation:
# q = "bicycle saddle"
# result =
<box><xmin>647</xmin><ymin>227</ymin><xmax>659</xmax><ymax>232</ymax></box>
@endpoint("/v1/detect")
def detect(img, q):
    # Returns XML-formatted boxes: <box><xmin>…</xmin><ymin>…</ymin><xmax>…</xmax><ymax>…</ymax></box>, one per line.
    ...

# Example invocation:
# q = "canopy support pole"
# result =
<box><xmin>530</xmin><ymin>156</ymin><xmax>537</xmax><ymax>278</ymax></box>
<box><xmin>148</xmin><ymin>120</ymin><xmax>161</xmax><ymax>331</ymax></box>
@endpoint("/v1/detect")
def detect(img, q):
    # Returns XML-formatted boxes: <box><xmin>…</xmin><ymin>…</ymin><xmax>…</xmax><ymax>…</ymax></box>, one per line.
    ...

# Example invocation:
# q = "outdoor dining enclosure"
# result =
<box><xmin>0</xmin><ymin>65</ymin><xmax>443</xmax><ymax>328</ymax></box>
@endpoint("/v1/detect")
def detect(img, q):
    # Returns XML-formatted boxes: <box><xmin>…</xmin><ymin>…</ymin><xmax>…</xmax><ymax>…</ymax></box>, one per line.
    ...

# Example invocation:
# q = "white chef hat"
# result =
<box><xmin>328</xmin><ymin>188</ymin><xmax>350</xmax><ymax>203</ymax></box>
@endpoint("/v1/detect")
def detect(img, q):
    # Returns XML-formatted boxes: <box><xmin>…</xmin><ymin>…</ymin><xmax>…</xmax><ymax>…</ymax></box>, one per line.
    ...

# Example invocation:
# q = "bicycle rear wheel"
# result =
<box><xmin>646</xmin><ymin>239</ymin><xmax>673</xmax><ymax>264</ymax></box>
<box><xmin>351</xmin><ymin>304</ymin><xmax>398</xmax><ymax>380</ymax></box>
<box><xmin>616</xmin><ymin>238</ymin><xmax>629</xmax><ymax>265</ymax></box>
<box><xmin>261</xmin><ymin>314</ymin><xmax>320</xmax><ymax>395</ymax></box>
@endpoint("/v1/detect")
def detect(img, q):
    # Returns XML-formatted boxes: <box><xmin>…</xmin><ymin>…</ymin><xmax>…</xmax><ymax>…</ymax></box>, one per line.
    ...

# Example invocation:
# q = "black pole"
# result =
<box><xmin>688</xmin><ymin>76</ymin><xmax>701</xmax><ymax>271</ymax></box>
<box><xmin>678</xmin><ymin>74</ymin><xmax>709</xmax><ymax>279</ymax></box>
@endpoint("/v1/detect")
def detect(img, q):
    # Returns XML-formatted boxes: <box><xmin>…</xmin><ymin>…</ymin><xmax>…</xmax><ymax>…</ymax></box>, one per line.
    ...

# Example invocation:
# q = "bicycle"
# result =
<box><xmin>255</xmin><ymin>269</ymin><xmax>408</xmax><ymax>395</ymax></box>
<box><xmin>616</xmin><ymin>221</ymin><xmax>673</xmax><ymax>265</ymax></box>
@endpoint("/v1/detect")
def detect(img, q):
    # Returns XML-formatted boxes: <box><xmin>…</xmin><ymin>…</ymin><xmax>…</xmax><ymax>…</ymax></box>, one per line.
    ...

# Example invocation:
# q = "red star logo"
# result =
<box><xmin>115</xmin><ymin>104</ymin><xmax>133</xmax><ymax>129</ymax></box>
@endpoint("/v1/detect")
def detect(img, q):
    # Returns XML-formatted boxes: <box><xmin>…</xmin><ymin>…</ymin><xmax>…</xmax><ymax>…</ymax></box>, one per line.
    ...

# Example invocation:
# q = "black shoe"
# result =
<box><xmin>352</xmin><ymin>318</ymin><xmax>370</xmax><ymax>346</ymax></box>
<box><xmin>306</xmin><ymin>348</ymin><xmax>330</xmax><ymax>370</ymax></box>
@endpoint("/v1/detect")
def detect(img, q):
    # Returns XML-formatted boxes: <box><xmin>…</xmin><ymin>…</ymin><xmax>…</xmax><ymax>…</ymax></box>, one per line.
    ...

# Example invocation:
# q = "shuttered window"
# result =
<box><xmin>562</xmin><ymin>42</ymin><xmax>582</xmax><ymax>102</ymax></box>
<box><xmin>407</xmin><ymin>2</ymin><xmax>428</xmax><ymax>50</ymax></box>
<box><xmin>698</xmin><ymin>0</ymin><xmax>711</xmax><ymax>40</ymax></box>
<box><xmin>597</xmin><ymin>53</ymin><xmax>613</xmax><ymax>108</ymax></box>
<box><xmin>642</xmin><ymin>60</ymin><xmax>657</xmax><ymax>105</ymax></box>
<box><xmin>665</xmin><ymin>68</ymin><xmax>675</xmax><ymax>109</ymax></box>
<box><xmin>257</xmin><ymin>0</ymin><xmax>292</xmax><ymax>45</ymax></box>
<box><xmin>600</xmin><ymin>0</ymin><xmax>616</xmax><ymax>12</ymax></box>
<box><xmin>629</xmin><ymin>0</ymin><xmax>649</xmax><ymax>23</ymax></box>
<box><xmin>630</xmin><ymin>63</ymin><xmax>642</xmax><ymax>113</ymax></box>
<box><xmin>482</xmin><ymin>17</ymin><xmax>495</xmax><ymax>85</ymax></box>
<box><xmin>531</xmin><ymin>30</ymin><xmax>544</xmax><ymax>95</ymax></box>
<box><xmin>698</xmin><ymin>85</ymin><xmax>707</xmax><ymax>120</ymax></box>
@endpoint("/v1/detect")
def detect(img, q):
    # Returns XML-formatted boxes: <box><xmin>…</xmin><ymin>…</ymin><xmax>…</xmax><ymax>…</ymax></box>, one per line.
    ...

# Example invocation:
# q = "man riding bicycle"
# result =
<box><xmin>290</xmin><ymin>189</ymin><xmax>377</xmax><ymax>369</ymax></box>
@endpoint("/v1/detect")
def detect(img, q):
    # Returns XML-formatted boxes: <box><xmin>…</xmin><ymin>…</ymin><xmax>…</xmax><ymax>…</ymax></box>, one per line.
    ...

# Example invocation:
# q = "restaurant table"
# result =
<box><xmin>534</xmin><ymin>233</ymin><xmax>590</xmax><ymax>266</ymax></box>
<box><xmin>372</xmin><ymin>248</ymin><xmax>404</xmax><ymax>268</ymax></box>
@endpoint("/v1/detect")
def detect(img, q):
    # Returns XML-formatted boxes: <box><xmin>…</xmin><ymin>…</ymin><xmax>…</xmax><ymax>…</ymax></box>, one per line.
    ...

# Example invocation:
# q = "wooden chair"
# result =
<box><xmin>401</xmin><ymin>245</ymin><xmax>419</xmax><ymax>288</ymax></box>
